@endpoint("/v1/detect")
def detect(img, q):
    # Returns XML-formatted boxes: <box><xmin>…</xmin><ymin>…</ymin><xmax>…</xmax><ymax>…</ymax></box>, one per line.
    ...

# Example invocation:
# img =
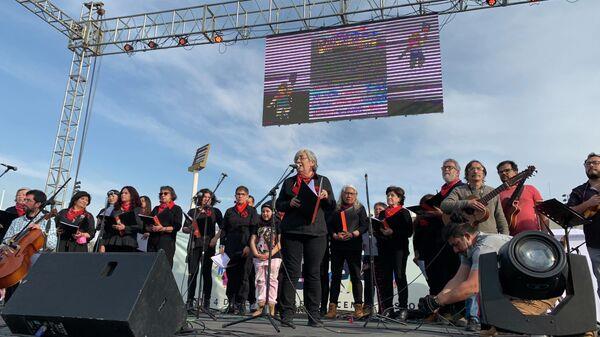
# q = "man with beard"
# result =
<box><xmin>568</xmin><ymin>152</ymin><xmax>600</xmax><ymax>299</ymax></box>
<box><xmin>496</xmin><ymin>161</ymin><xmax>547</xmax><ymax>235</ymax></box>
<box><xmin>413</xmin><ymin>159</ymin><xmax>464</xmax><ymax>322</ymax></box>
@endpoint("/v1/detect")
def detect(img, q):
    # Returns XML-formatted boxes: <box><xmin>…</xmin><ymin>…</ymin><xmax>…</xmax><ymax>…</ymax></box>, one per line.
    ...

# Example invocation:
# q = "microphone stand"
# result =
<box><xmin>362</xmin><ymin>174</ymin><xmax>405</xmax><ymax>328</ymax></box>
<box><xmin>187</xmin><ymin>173</ymin><xmax>226</xmax><ymax>320</ymax></box>
<box><xmin>93</xmin><ymin>197</ymin><xmax>111</xmax><ymax>253</ymax></box>
<box><xmin>223</xmin><ymin>166</ymin><xmax>296</xmax><ymax>331</ymax></box>
<box><xmin>0</xmin><ymin>167</ymin><xmax>13</xmax><ymax>179</ymax></box>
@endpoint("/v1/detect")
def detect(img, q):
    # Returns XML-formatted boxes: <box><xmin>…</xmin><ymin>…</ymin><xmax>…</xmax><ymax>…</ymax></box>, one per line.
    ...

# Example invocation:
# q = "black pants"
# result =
<box><xmin>148</xmin><ymin>236</ymin><xmax>176</xmax><ymax>268</ymax></box>
<box><xmin>320</xmin><ymin>241</ymin><xmax>330</xmax><ymax>310</ymax></box>
<box><xmin>362</xmin><ymin>255</ymin><xmax>376</xmax><ymax>307</ymax></box>
<box><xmin>329</xmin><ymin>248</ymin><xmax>363</xmax><ymax>304</ymax></box>
<box><xmin>424</xmin><ymin>243</ymin><xmax>460</xmax><ymax>296</ymax></box>
<box><xmin>248</xmin><ymin>265</ymin><xmax>256</xmax><ymax>305</ymax></box>
<box><xmin>375</xmin><ymin>249</ymin><xmax>409</xmax><ymax>311</ymax></box>
<box><xmin>280</xmin><ymin>233</ymin><xmax>327</xmax><ymax>319</ymax></box>
<box><xmin>187</xmin><ymin>246</ymin><xmax>215</xmax><ymax>303</ymax></box>
<box><xmin>225</xmin><ymin>255</ymin><xmax>251</xmax><ymax>305</ymax></box>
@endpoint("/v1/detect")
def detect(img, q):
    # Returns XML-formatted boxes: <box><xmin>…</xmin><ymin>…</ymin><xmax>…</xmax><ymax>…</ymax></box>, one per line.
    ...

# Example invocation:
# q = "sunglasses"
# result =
<box><xmin>159</xmin><ymin>192</ymin><xmax>170</xmax><ymax>196</ymax></box>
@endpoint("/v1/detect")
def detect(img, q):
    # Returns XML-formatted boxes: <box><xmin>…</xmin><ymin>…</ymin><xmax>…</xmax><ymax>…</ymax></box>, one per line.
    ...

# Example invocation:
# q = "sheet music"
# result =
<box><xmin>136</xmin><ymin>233</ymin><xmax>148</xmax><ymax>252</ymax></box>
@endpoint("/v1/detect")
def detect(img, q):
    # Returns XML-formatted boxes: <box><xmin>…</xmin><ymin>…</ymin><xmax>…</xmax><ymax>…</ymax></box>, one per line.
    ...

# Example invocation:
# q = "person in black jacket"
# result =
<box><xmin>100</xmin><ymin>186</ymin><xmax>143</xmax><ymax>253</ymax></box>
<box><xmin>55</xmin><ymin>191</ymin><xmax>95</xmax><ymax>252</ymax></box>
<box><xmin>324</xmin><ymin>185</ymin><xmax>368</xmax><ymax>320</ymax></box>
<box><xmin>220</xmin><ymin>185</ymin><xmax>259</xmax><ymax>315</ymax></box>
<box><xmin>182</xmin><ymin>188</ymin><xmax>223</xmax><ymax>311</ymax></box>
<box><xmin>149</xmin><ymin>186</ymin><xmax>183</xmax><ymax>268</ymax></box>
<box><xmin>276</xmin><ymin>149</ymin><xmax>335</xmax><ymax>327</ymax></box>
<box><xmin>374</xmin><ymin>186</ymin><xmax>413</xmax><ymax>321</ymax></box>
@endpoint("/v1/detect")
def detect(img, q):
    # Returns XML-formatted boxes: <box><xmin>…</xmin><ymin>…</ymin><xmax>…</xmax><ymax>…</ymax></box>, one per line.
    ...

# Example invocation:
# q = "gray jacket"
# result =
<box><xmin>440</xmin><ymin>184</ymin><xmax>509</xmax><ymax>235</ymax></box>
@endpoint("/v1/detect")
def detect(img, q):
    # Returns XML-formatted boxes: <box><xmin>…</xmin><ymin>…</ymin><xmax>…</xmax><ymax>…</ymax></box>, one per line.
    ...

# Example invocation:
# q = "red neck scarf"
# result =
<box><xmin>121</xmin><ymin>201</ymin><xmax>132</xmax><ymax>212</ymax></box>
<box><xmin>292</xmin><ymin>173</ymin><xmax>319</xmax><ymax>196</ymax></box>
<box><xmin>440</xmin><ymin>179</ymin><xmax>461</xmax><ymax>197</ymax></box>
<box><xmin>66</xmin><ymin>207</ymin><xmax>85</xmax><ymax>222</ymax></box>
<box><xmin>340</xmin><ymin>203</ymin><xmax>353</xmax><ymax>211</ymax></box>
<box><xmin>158</xmin><ymin>201</ymin><xmax>175</xmax><ymax>214</ymax></box>
<box><xmin>235</xmin><ymin>202</ymin><xmax>249</xmax><ymax>218</ymax></box>
<box><xmin>15</xmin><ymin>203</ymin><xmax>26</xmax><ymax>216</ymax></box>
<box><xmin>384</xmin><ymin>205</ymin><xmax>403</xmax><ymax>219</ymax></box>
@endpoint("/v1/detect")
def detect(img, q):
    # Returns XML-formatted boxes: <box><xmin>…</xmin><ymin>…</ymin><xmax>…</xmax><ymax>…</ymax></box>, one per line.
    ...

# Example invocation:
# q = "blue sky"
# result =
<box><xmin>1</xmin><ymin>0</ymin><xmax>599</xmax><ymax>214</ymax></box>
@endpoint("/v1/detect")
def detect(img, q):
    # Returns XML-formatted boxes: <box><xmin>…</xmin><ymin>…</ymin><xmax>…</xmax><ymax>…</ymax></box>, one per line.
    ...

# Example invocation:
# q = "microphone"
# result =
<box><xmin>222</xmin><ymin>172</ymin><xmax>228</xmax><ymax>177</ymax></box>
<box><xmin>1</xmin><ymin>163</ymin><xmax>17</xmax><ymax>171</ymax></box>
<box><xmin>289</xmin><ymin>164</ymin><xmax>299</xmax><ymax>169</ymax></box>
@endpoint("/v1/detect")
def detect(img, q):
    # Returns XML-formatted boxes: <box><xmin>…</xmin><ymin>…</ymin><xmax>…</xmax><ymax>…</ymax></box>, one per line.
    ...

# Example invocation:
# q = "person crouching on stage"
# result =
<box><xmin>55</xmin><ymin>191</ymin><xmax>95</xmax><ymax>252</ymax></box>
<box><xmin>374</xmin><ymin>186</ymin><xmax>413</xmax><ymax>320</ymax></box>
<box><xmin>249</xmin><ymin>202</ymin><xmax>282</xmax><ymax>317</ymax></box>
<box><xmin>324</xmin><ymin>185</ymin><xmax>368</xmax><ymax>319</ymax></box>
<box><xmin>150</xmin><ymin>186</ymin><xmax>183</xmax><ymax>268</ymax></box>
<box><xmin>276</xmin><ymin>149</ymin><xmax>335</xmax><ymax>327</ymax></box>
<box><xmin>182</xmin><ymin>188</ymin><xmax>223</xmax><ymax>311</ymax></box>
<box><xmin>100</xmin><ymin>186</ymin><xmax>143</xmax><ymax>253</ymax></box>
<box><xmin>221</xmin><ymin>186</ymin><xmax>258</xmax><ymax>315</ymax></box>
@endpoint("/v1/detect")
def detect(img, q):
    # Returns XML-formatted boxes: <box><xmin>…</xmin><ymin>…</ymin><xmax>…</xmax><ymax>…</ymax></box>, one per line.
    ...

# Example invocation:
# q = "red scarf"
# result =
<box><xmin>383</xmin><ymin>205</ymin><xmax>403</xmax><ymax>230</ymax></box>
<box><xmin>158</xmin><ymin>201</ymin><xmax>175</xmax><ymax>214</ymax></box>
<box><xmin>340</xmin><ymin>203</ymin><xmax>353</xmax><ymax>211</ymax></box>
<box><xmin>65</xmin><ymin>207</ymin><xmax>85</xmax><ymax>222</ymax></box>
<box><xmin>235</xmin><ymin>202</ymin><xmax>249</xmax><ymax>218</ymax></box>
<box><xmin>291</xmin><ymin>174</ymin><xmax>319</xmax><ymax>196</ymax></box>
<box><xmin>121</xmin><ymin>201</ymin><xmax>132</xmax><ymax>212</ymax></box>
<box><xmin>440</xmin><ymin>179</ymin><xmax>461</xmax><ymax>198</ymax></box>
<box><xmin>15</xmin><ymin>203</ymin><xmax>26</xmax><ymax>216</ymax></box>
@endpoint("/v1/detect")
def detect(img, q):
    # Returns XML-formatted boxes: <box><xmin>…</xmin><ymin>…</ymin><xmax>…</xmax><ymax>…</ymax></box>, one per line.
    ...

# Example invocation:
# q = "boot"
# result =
<box><xmin>268</xmin><ymin>303</ymin><xmax>276</xmax><ymax>316</ymax></box>
<box><xmin>324</xmin><ymin>303</ymin><xmax>337</xmax><ymax>319</ymax></box>
<box><xmin>353</xmin><ymin>303</ymin><xmax>365</xmax><ymax>319</ymax></box>
<box><xmin>252</xmin><ymin>302</ymin><xmax>265</xmax><ymax>317</ymax></box>
<box><xmin>362</xmin><ymin>305</ymin><xmax>372</xmax><ymax>317</ymax></box>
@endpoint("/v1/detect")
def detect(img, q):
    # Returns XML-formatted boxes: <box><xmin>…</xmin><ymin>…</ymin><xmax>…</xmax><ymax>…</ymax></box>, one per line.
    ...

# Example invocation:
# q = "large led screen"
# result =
<box><xmin>263</xmin><ymin>15</ymin><xmax>443</xmax><ymax>126</ymax></box>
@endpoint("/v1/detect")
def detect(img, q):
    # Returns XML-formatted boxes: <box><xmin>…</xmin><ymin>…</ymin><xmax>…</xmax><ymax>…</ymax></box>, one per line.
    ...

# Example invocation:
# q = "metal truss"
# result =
<box><xmin>84</xmin><ymin>0</ymin><xmax>547</xmax><ymax>56</ymax></box>
<box><xmin>44</xmin><ymin>2</ymin><xmax>103</xmax><ymax>206</ymax></box>
<box><xmin>15</xmin><ymin>0</ymin><xmax>548</xmax><ymax>205</ymax></box>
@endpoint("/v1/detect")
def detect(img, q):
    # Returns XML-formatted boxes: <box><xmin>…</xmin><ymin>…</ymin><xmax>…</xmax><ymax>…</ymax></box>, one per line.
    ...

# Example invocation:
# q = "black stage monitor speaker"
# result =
<box><xmin>2</xmin><ymin>251</ymin><xmax>186</xmax><ymax>337</ymax></box>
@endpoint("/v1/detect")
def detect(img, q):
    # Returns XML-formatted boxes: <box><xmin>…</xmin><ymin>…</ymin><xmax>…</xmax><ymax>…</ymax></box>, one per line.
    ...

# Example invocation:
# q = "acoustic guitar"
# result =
<box><xmin>443</xmin><ymin>166</ymin><xmax>536</xmax><ymax>225</ymax></box>
<box><xmin>584</xmin><ymin>205</ymin><xmax>600</xmax><ymax>219</ymax></box>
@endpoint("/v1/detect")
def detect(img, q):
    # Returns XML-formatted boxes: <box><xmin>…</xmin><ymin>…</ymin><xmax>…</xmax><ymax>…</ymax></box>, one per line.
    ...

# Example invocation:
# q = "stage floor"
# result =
<box><xmin>0</xmin><ymin>312</ymin><xmax>524</xmax><ymax>337</ymax></box>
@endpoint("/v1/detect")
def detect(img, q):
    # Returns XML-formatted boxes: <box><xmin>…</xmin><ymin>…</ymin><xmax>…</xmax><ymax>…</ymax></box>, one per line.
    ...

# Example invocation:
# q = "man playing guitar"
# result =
<box><xmin>496</xmin><ymin>160</ymin><xmax>547</xmax><ymax>235</ymax></box>
<box><xmin>567</xmin><ymin>152</ymin><xmax>600</xmax><ymax>300</ymax></box>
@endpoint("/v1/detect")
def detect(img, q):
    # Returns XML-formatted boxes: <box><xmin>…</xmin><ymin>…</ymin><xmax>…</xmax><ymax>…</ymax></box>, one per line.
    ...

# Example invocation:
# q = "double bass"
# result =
<box><xmin>0</xmin><ymin>210</ymin><xmax>56</xmax><ymax>288</ymax></box>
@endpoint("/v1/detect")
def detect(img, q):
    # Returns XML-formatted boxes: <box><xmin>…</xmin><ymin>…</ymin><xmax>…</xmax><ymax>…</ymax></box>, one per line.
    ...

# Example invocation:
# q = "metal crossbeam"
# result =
<box><xmin>15</xmin><ymin>0</ymin><xmax>84</xmax><ymax>38</ymax></box>
<box><xmin>77</xmin><ymin>0</ymin><xmax>547</xmax><ymax>56</ymax></box>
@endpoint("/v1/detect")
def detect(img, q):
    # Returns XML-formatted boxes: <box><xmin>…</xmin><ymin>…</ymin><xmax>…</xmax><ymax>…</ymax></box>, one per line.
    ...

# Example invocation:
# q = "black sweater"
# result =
<box><xmin>150</xmin><ymin>204</ymin><xmax>183</xmax><ymax>241</ymax></box>
<box><xmin>183</xmin><ymin>206</ymin><xmax>223</xmax><ymax>249</ymax></box>
<box><xmin>327</xmin><ymin>205</ymin><xmax>369</xmax><ymax>251</ymax></box>
<box><xmin>374</xmin><ymin>208</ymin><xmax>413</xmax><ymax>252</ymax></box>
<box><xmin>55</xmin><ymin>209</ymin><xmax>96</xmax><ymax>242</ymax></box>
<box><xmin>102</xmin><ymin>207</ymin><xmax>144</xmax><ymax>248</ymax></box>
<box><xmin>276</xmin><ymin>174</ymin><xmax>335</xmax><ymax>237</ymax></box>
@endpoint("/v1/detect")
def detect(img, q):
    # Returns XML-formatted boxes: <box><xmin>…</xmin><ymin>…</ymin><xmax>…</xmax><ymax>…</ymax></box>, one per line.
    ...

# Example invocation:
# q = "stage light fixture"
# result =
<box><xmin>124</xmin><ymin>43</ymin><xmax>134</xmax><ymax>53</ymax></box>
<box><xmin>213</xmin><ymin>33</ymin><xmax>223</xmax><ymax>43</ymax></box>
<box><xmin>148</xmin><ymin>41</ymin><xmax>158</xmax><ymax>49</ymax></box>
<box><xmin>497</xmin><ymin>231</ymin><xmax>567</xmax><ymax>300</ymax></box>
<box><xmin>178</xmin><ymin>37</ymin><xmax>188</xmax><ymax>46</ymax></box>
<box><xmin>479</xmin><ymin>231</ymin><xmax>597</xmax><ymax>335</ymax></box>
<box><xmin>486</xmin><ymin>0</ymin><xmax>497</xmax><ymax>6</ymax></box>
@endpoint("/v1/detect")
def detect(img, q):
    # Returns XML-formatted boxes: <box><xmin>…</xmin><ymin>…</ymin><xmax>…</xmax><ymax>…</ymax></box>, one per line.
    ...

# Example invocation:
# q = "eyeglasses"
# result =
<box><xmin>159</xmin><ymin>192</ymin><xmax>170</xmax><ymax>196</ymax></box>
<box><xmin>497</xmin><ymin>168</ymin><xmax>514</xmax><ymax>174</ymax></box>
<box><xmin>235</xmin><ymin>192</ymin><xmax>248</xmax><ymax>196</ymax></box>
<box><xmin>468</xmin><ymin>167</ymin><xmax>485</xmax><ymax>172</ymax></box>
<box><xmin>441</xmin><ymin>166</ymin><xmax>457</xmax><ymax>171</ymax></box>
<box><xmin>343</xmin><ymin>192</ymin><xmax>357</xmax><ymax>195</ymax></box>
<box><xmin>584</xmin><ymin>161</ymin><xmax>600</xmax><ymax>167</ymax></box>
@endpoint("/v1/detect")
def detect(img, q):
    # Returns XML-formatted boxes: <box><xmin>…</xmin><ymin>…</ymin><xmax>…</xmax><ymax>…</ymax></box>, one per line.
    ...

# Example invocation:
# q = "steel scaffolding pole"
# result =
<box><xmin>44</xmin><ymin>2</ymin><xmax>103</xmax><ymax>206</ymax></box>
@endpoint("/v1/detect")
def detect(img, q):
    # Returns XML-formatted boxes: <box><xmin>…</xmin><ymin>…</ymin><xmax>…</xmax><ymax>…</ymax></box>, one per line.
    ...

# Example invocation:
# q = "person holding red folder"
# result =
<box><xmin>55</xmin><ymin>191</ymin><xmax>95</xmax><ymax>252</ymax></box>
<box><xmin>276</xmin><ymin>149</ymin><xmax>335</xmax><ymax>327</ymax></box>
<box><xmin>374</xmin><ymin>186</ymin><xmax>413</xmax><ymax>320</ymax></box>
<box><xmin>324</xmin><ymin>185</ymin><xmax>368</xmax><ymax>319</ymax></box>
<box><xmin>99</xmin><ymin>186</ymin><xmax>143</xmax><ymax>253</ymax></box>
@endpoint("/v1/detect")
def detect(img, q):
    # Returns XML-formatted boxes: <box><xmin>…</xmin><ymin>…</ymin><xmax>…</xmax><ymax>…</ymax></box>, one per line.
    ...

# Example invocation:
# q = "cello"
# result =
<box><xmin>0</xmin><ymin>209</ymin><xmax>57</xmax><ymax>288</ymax></box>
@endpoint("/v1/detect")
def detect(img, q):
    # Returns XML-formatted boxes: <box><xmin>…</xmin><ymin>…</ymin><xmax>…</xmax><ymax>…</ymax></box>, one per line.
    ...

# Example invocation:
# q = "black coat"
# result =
<box><xmin>276</xmin><ymin>174</ymin><xmax>335</xmax><ymax>237</ymax></box>
<box><xmin>221</xmin><ymin>205</ymin><xmax>259</xmax><ymax>258</ymax></box>
<box><xmin>55</xmin><ymin>208</ymin><xmax>95</xmax><ymax>252</ymax></box>
<box><xmin>102</xmin><ymin>207</ymin><xmax>144</xmax><ymax>248</ymax></box>
<box><xmin>327</xmin><ymin>205</ymin><xmax>369</xmax><ymax>251</ymax></box>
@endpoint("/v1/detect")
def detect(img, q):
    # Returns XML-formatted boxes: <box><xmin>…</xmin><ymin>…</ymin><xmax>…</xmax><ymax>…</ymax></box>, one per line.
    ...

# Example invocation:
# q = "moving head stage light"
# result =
<box><xmin>479</xmin><ymin>231</ymin><xmax>596</xmax><ymax>335</ymax></box>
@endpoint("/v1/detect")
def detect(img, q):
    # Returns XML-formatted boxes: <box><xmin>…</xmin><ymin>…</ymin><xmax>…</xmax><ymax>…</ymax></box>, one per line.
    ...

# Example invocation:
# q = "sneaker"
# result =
<box><xmin>307</xmin><ymin>317</ymin><xmax>323</xmax><ymax>327</ymax></box>
<box><xmin>280</xmin><ymin>316</ymin><xmax>295</xmax><ymax>328</ymax></box>
<box><xmin>466</xmin><ymin>318</ymin><xmax>480</xmax><ymax>332</ymax></box>
<box><xmin>453</xmin><ymin>317</ymin><xmax>467</xmax><ymax>327</ymax></box>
